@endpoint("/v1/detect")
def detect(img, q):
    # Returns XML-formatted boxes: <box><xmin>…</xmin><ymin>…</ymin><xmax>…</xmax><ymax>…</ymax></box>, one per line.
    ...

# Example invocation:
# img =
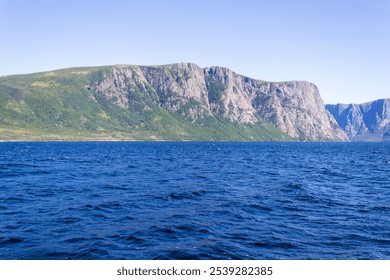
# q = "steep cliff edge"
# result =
<box><xmin>203</xmin><ymin>66</ymin><xmax>347</xmax><ymax>140</ymax></box>
<box><xmin>326</xmin><ymin>99</ymin><xmax>390</xmax><ymax>141</ymax></box>
<box><xmin>0</xmin><ymin>63</ymin><xmax>347</xmax><ymax>141</ymax></box>
<box><xmin>89</xmin><ymin>63</ymin><xmax>347</xmax><ymax>141</ymax></box>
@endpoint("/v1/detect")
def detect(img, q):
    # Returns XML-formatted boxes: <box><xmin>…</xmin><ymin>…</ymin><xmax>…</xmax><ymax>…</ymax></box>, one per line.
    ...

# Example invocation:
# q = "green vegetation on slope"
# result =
<box><xmin>0</xmin><ymin>67</ymin><xmax>292</xmax><ymax>141</ymax></box>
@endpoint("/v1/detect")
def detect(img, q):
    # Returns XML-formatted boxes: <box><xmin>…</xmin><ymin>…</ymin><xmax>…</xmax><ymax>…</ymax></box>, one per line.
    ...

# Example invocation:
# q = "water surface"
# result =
<box><xmin>0</xmin><ymin>142</ymin><xmax>389</xmax><ymax>259</ymax></box>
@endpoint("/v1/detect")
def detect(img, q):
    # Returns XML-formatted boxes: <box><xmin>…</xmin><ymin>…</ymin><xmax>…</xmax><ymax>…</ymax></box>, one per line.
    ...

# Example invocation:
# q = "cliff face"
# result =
<box><xmin>326</xmin><ymin>99</ymin><xmax>390</xmax><ymax>141</ymax></box>
<box><xmin>0</xmin><ymin>62</ymin><xmax>349</xmax><ymax>141</ymax></box>
<box><xmin>91</xmin><ymin>63</ymin><xmax>347</xmax><ymax>141</ymax></box>
<box><xmin>244</xmin><ymin>79</ymin><xmax>345</xmax><ymax>140</ymax></box>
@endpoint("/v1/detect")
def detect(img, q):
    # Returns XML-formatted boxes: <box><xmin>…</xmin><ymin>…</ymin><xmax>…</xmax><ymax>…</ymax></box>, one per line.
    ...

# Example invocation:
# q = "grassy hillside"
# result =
<box><xmin>0</xmin><ymin>67</ymin><xmax>292</xmax><ymax>141</ymax></box>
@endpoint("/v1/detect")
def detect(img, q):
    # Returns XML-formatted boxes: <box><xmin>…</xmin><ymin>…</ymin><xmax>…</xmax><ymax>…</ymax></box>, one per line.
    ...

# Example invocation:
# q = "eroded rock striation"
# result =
<box><xmin>91</xmin><ymin>63</ymin><xmax>347</xmax><ymax>141</ymax></box>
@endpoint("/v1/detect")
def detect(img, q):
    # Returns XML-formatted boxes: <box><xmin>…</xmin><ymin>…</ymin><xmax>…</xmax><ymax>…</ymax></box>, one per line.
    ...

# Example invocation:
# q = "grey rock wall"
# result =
<box><xmin>91</xmin><ymin>63</ymin><xmax>348</xmax><ymax>141</ymax></box>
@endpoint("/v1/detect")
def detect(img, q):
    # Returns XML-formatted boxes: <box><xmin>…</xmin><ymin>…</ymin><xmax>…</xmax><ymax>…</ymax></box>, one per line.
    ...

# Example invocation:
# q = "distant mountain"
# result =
<box><xmin>0</xmin><ymin>63</ymin><xmax>347</xmax><ymax>141</ymax></box>
<box><xmin>326</xmin><ymin>99</ymin><xmax>390</xmax><ymax>141</ymax></box>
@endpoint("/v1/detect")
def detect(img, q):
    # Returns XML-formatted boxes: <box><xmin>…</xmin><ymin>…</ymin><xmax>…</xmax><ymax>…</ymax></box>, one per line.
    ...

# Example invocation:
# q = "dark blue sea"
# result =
<box><xmin>1</xmin><ymin>142</ymin><xmax>389</xmax><ymax>260</ymax></box>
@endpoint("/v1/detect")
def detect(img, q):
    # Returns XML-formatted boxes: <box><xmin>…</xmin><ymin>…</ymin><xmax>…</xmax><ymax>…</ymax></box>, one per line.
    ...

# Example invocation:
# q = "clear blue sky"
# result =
<box><xmin>1</xmin><ymin>0</ymin><xmax>389</xmax><ymax>104</ymax></box>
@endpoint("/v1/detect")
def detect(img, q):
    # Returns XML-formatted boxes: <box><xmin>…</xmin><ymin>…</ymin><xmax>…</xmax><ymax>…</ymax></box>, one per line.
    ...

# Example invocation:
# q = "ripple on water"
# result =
<box><xmin>0</xmin><ymin>142</ymin><xmax>390</xmax><ymax>259</ymax></box>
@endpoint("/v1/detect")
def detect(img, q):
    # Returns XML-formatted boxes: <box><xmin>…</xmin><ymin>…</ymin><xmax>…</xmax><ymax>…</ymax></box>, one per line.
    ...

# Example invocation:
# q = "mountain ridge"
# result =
<box><xmin>0</xmin><ymin>63</ymin><xmax>347</xmax><ymax>141</ymax></box>
<box><xmin>326</xmin><ymin>99</ymin><xmax>390</xmax><ymax>142</ymax></box>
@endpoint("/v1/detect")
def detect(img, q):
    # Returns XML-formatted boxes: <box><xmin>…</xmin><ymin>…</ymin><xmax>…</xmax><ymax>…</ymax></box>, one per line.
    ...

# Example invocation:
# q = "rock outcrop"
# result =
<box><xmin>91</xmin><ymin>63</ymin><xmax>348</xmax><ymax>141</ymax></box>
<box><xmin>326</xmin><ymin>99</ymin><xmax>390</xmax><ymax>141</ymax></box>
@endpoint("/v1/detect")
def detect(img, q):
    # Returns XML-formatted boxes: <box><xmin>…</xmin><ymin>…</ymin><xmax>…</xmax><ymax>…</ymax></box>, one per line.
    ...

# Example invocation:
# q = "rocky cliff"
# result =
<box><xmin>0</xmin><ymin>63</ymin><xmax>348</xmax><ymax>141</ymax></box>
<box><xmin>326</xmin><ymin>99</ymin><xmax>390</xmax><ymax>141</ymax></box>
<box><xmin>90</xmin><ymin>63</ymin><xmax>347</xmax><ymax>141</ymax></box>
